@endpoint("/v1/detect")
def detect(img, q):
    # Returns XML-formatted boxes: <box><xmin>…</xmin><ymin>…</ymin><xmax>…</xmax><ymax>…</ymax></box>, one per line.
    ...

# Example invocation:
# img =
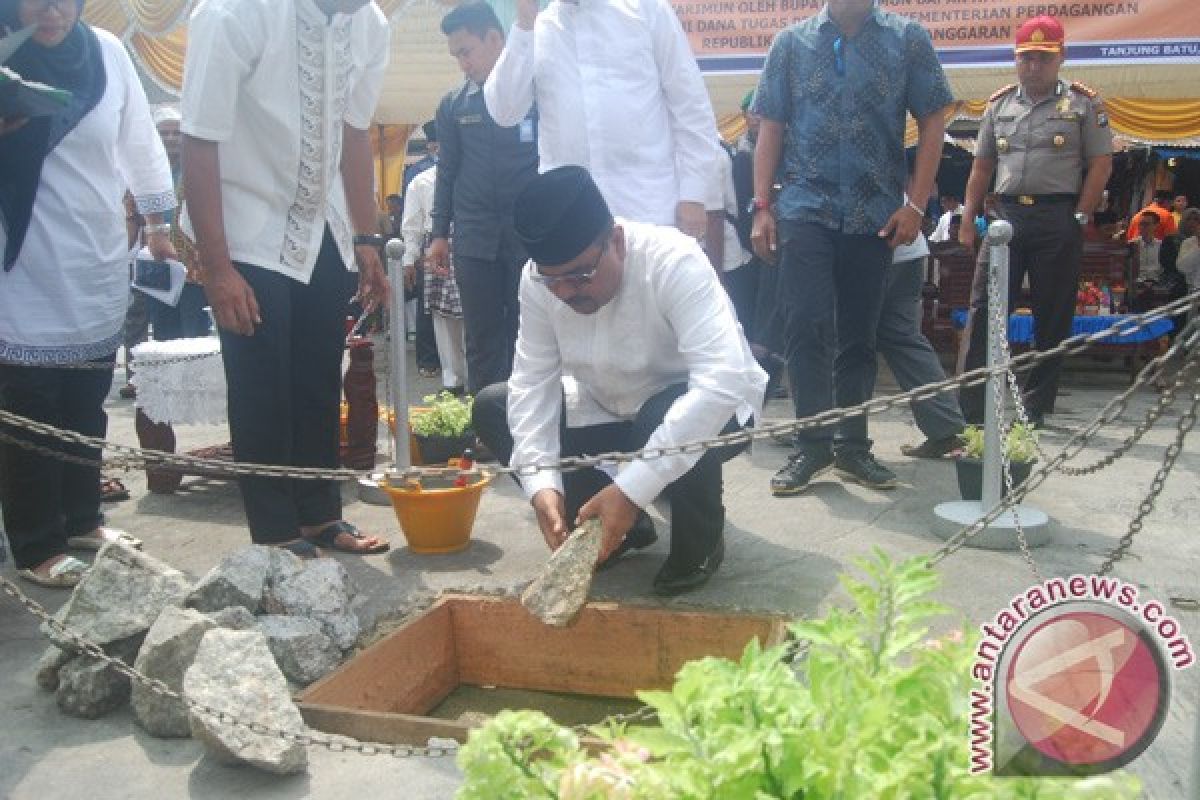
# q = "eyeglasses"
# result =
<box><xmin>833</xmin><ymin>36</ymin><xmax>845</xmax><ymax>77</ymax></box>
<box><xmin>531</xmin><ymin>240</ymin><xmax>607</xmax><ymax>290</ymax></box>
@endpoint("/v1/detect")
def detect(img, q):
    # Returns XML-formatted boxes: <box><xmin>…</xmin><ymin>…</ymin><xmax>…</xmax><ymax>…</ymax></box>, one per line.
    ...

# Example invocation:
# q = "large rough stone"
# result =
<box><xmin>266</xmin><ymin>547</ymin><xmax>305</xmax><ymax>590</ymax></box>
<box><xmin>205</xmin><ymin>605</ymin><xmax>257</xmax><ymax>631</ymax></box>
<box><xmin>186</xmin><ymin>545</ymin><xmax>272</xmax><ymax>614</ymax></box>
<box><xmin>131</xmin><ymin>607</ymin><xmax>215</xmax><ymax>738</ymax></box>
<box><xmin>521</xmin><ymin>519</ymin><xmax>603</xmax><ymax>627</ymax></box>
<box><xmin>184</xmin><ymin>629</ymin><xmax>308</xmax><ymax>775</ymax></box>
<box><xmin>55</xmin><ymin>635</ymin><xmax>141</xmax><ymax>719</ymax></box>
<box><xmin>45</xmin><ymin>541</ymin><xmax>190</xmax><ymax>651</ymax></box>
<box><xmin>266</xmin><ymin>559</ymin><xmax>360</xmax><ymax>650</ymax></box>
<box><xmin>35</xmin><ymin>645</ymin><xmax>75</xmax><ymax>692</ymax></box>
<box><xmin>257</xmin><ymin>615</ymin><xmax>341</xmax><ymax>686</ymax></box>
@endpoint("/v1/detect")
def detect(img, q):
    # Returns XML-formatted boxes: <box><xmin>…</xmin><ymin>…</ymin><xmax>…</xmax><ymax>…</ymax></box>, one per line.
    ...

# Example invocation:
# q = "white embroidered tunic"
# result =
<box><xmin>0</xmin><ymin>29</ymin><xmax>175</xmax><ymax>364</ymax></box>
<box><xmin>179</xmin><ymin>0</ymin><xmax>390</xmax><ymax>283</ymax></box>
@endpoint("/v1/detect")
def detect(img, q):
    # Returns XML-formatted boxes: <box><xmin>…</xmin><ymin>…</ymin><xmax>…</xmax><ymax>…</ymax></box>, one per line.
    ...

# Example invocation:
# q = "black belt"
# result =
<box><xmin>998</xmin><ymin>193</ymin><xmax>1078</xmax><ymax>206</ymax></box>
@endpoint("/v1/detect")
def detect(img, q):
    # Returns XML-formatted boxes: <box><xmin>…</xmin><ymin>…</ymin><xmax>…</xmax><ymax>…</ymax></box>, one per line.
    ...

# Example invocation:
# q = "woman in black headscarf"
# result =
<box><xmin>0</xmin><ymin>0</ymin><xmax>175</xmax><ymax>587</ymax></box>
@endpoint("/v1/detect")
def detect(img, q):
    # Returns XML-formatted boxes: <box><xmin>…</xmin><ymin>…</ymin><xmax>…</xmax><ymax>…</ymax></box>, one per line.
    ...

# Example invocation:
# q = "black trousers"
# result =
<box><xmin>454</xmin><ymin>242</ymin><xmax>526</xmax><ymax>395</ymax></box>
<box><xmin>958</xmin><ymin>201</ymin><xmax>1082</xmax><ymax>422</ymax></box>
<box><xmin>413</xmin><ymin>267</ymin><xmax>440</xmax><ymax>370</ymax></box>
<box><xmin>0</xmin><ymin>355</ymin><xmax>113</xmax><ymax>569</ymax></box>
<box><xmin>472</xmin><ymin>382</ymin><xmax>746</xmax><ymax>569</ymax></box>
<box><xmin>777</xmin><ymin>220</ymin><xmax>890</xmax><ymax>454</ymax></box>
<box><xmin>146</xmin><ymin>283</ymin><xmax>213</xmax><ymax>341</ymax></box>
<box><xmin>218</xmin><ymin>229</ymin><xmax>354</xmax><ymax>544</ymax></box>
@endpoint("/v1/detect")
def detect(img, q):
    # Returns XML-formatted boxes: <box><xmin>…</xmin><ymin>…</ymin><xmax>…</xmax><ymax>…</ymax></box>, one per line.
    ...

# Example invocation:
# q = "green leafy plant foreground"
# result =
<box><xmin>958</xmin><ymin>422</ymin><xmax>1039</xmax><ymax>463</ymax></box>
<box><xmin>456</xmin><ymin>550</ymin><xmax>1140</xmax><ymax>799</ymax></box>
<box><xmin>409</xmin><ymin>391</ymin><xmax>474</xmax><ymax>437</ymax></box>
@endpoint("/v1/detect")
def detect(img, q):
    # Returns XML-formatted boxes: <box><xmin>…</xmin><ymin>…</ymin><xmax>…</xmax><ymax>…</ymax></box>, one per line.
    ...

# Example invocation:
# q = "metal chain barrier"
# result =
<box><xmin>1096</xmin><ymin>362</ymin><xmax>1199</xmax><ymax>576</ymax></box>
<box><xmin>0</xmin><ymin>350</ymin><xmax>221</xmax><ymax>370</ymax></box>
<box><xmin>0</xmin><ymin>293</ymin><xmax>1196</xmax><ymax>485</ymax></box>
<box><xmin>0</xmin><ymin>574</ymin><xmax>460</xmax><ymax>760</ymax></box>
<box><xmin>926</xmin><ymin>343</ymin><xmax>1199</xmax><ymax>572</ymax></box>
<box><xmin>0</xmin><ymin>295</ymin><xmax>1196</xmax><ymax>763</ymax></box>
<box><xmin>982</xmin><ymin>250</ymin><xmax>1042</xmax><ymax>582</ymax></box>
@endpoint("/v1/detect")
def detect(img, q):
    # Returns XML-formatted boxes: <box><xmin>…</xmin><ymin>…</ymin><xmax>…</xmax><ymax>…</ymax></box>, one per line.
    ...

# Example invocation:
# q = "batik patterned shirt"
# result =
<box><xmin>754</xmin><ymin>5</ymin><xmax>952</xmax><ymax>234</ymax></box>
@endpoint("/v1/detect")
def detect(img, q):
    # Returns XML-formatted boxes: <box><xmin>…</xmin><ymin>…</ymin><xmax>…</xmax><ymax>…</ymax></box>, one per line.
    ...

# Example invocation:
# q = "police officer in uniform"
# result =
<box><xmin>430</xmin><ymin>2</ymin><xmax>539</xmax><ymax>394</ymax></box>
<box><xmin>958</xmin><ymin>15</ymin><xmax>1113</xmax><ymax>426</ymax></box>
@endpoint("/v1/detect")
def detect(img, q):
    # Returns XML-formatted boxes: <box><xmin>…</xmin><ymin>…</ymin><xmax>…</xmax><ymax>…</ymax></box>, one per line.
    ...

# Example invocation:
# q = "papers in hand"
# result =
<box><xmin>132</xmin><ymin>248</ymin><xmax>188</xmax><ymax>307</ymax></box>
<box><xmin>0</xmin><ymin>65</ymin><xmax>72</xmax><ymax>118</ymax></box>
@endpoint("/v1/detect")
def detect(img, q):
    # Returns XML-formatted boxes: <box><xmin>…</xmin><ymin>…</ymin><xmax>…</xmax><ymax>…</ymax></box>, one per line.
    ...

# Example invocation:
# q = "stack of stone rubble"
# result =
<box><xmin>34</xmin><ymin>542</ymin><xmax>370</xmax><ymax>775</ymax></box>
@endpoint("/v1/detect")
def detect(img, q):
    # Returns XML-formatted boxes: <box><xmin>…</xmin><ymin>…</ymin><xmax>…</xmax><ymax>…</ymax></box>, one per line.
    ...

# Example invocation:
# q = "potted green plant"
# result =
<box><xmin>955</xmin><ymin>422</ymin><xmax>1038</xmax><ymax>501</ymax></box>
<box><xmin>409</xmin><ymin>391</ymin><xmax>475</xmax><ymax>465</ymax></box>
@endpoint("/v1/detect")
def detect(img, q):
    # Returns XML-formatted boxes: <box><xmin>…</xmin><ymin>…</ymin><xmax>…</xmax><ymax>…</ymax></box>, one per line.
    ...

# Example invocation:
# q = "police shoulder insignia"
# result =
<box><xmin>1070</xmin><ymin>80</ymin><xmax>1099</xmax><ymax>99</ymax></box>
<box><xmin>989</xmin><ymin>83</ymin><xmax>1017</xmax><ymax>103</ymax></box>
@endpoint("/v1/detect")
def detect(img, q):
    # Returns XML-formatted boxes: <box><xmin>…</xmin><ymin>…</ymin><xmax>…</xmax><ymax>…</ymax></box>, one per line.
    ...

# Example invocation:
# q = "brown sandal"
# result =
<box><xmin>100</xmin><ymin>476</ymin><xmax>130</xmax><ymax>502</ymax></box>
<box><xmin>306</xmin><ymin>521</ymin><xmax>390</xmax><ymax>554</ymax></box>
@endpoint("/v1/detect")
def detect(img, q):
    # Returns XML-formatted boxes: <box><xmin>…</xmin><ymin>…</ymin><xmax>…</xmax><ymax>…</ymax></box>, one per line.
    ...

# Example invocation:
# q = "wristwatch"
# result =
<box><xmin>1073</xmin><ymin>211</ymin><xmax>1090</xmax><ymax>226</ymax></box>
<box><xmin>749</xmin><ymin>197</ymin><xmax>771</xmax><ymax>213</ymax></box>
<box><xmin>353</xmin><ymin>233</ymin><xmax>385</xmax><ymax>248</ymax></box>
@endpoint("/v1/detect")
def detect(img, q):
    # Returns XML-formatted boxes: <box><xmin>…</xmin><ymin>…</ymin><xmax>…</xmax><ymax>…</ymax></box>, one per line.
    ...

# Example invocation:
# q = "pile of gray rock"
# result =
<box><xmin>35</xmin><ymin>542</ymin><xmax>370</xmax><ymax>775</ymax></box>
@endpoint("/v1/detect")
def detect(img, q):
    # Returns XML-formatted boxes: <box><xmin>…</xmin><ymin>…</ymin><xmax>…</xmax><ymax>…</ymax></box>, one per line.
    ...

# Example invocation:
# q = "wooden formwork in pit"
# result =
<box><xmin>297</xmin><ymin>593</ymin><xmax>788</xmax><ymax>746</ymax></box>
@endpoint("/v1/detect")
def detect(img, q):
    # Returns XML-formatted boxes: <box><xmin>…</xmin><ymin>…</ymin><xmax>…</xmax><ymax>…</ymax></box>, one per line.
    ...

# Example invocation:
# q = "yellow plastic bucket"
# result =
<box><xmin>380</xmin><ymin>469</ymin><xmax>491</xmax><ymax>554</ymax></box>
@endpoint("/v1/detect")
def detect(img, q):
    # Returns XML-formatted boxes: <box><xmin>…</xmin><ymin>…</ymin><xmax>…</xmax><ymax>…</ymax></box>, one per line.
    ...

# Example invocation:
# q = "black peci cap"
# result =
<box><xmin>513</xmin><ymin>166</ymin><xmax>613</xmax><ymax>267</ymax></box>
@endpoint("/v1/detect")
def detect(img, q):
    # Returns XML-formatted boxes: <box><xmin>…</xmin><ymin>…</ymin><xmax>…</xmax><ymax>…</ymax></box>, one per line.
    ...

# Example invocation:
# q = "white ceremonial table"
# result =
<box><xmin>130</xmin><ymin>337</ymin><xmax>231</xmax><ymax>492</ymax></box>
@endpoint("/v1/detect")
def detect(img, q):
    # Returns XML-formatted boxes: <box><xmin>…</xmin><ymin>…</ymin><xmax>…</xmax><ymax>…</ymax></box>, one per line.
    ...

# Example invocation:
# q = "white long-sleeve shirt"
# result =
<box><xmin>0</xmin><ymin>29</ymin><xmax>175</xmax><ymax>364</ymax></box>
<box><xmin>483</xmin><ymin>0</ymin><xmax>720</xmax><ymax>226</ymax></box>
<box><xmin>1177</xmin><ymin>236</ymin><xmax>1200</xmax><ymax>290</ymax></box>
<box><xmin>507</xmin><ymin>220</ymin><xmax>766</xmax><ymax>509</ymax></box>
<box><xmin>400</xmin><ymin>167</ymin><xmax>435</xmax><ymax>268</ymax></box>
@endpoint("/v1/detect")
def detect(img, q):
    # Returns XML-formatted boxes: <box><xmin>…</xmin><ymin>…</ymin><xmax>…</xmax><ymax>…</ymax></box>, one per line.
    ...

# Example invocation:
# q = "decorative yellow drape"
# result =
<box><xmin>718</xmin><ymin>112</ymin><xmax>745</xmax><ymax>145</ymax></box>
<box><xmin>371</xmin><ymin>124</ymin><xmax>416</xmax><ymax>202</ymax></box>
<box><xmin>118</xmin><ymin>0</ymin><xmax>190</xmax><ymax>35</ymax></box>
<box><xmin>904</xmin><ymin>98</ymin><xmax>1200</xmax><ymax>148</ymax></box>
<box><xmin>127</xmin><ymin>29</ymin><xmax>187</xmax><ymax>93</ymax></box>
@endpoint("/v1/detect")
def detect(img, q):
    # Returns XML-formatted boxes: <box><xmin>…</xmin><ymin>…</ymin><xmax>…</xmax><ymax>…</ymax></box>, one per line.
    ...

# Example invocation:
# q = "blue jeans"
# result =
<box><xmin>776</xmin><ymin>220</ymin><xmax>890</xmax><ymax>454</ymax></box>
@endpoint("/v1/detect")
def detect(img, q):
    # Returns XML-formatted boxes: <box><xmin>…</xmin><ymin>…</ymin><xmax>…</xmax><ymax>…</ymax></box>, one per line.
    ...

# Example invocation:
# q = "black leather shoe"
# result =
<box><xmin>652</xmin><ymin>538</ymin><xmax>724</xmax><ymax>596</ymax></box>
<box><xmin>770</xmin><ymin>449</ymin><xmax>834</xmax><ymax>496</ymax></box>
<box><xmin>900</xmin><ymin>434</ymin><xmax>962</xmax><ymax>459</ymax></box>
<box><xmin>596</xmin><ymin>512</ymin><xmax>658</xmax><ymax>571</ymax></box>
<box><xmin>834</xmin><ymin>450</ymin><xmax>898</xmax><ymax>489</ymax></box>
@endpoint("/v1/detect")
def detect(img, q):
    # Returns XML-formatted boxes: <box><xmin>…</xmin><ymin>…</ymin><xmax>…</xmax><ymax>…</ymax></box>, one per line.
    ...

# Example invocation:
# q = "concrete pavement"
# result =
<box><xmin>1</xmin><ymin>357</ymin><xmax>1197</xmax><ymax>799</ymax></box>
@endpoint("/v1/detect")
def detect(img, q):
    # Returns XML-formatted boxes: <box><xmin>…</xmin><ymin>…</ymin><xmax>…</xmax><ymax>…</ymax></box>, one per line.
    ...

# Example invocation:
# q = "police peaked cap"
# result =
<box><xmin>514</xmin><ymin>166</ymin><xmax>613</xmax><ymax>267</ymax></box>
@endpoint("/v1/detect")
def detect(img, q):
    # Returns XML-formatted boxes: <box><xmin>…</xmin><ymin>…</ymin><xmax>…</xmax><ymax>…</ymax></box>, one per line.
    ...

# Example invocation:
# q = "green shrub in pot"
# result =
<box><xmin>958</xmin><ymin>422</ymin><xmax>1038</xmax><ymax>463</ymax></box>
<box><xmin>409</xmin><ymin>391</ymin><xmax>474</xmax><ymax>438</ymax></box>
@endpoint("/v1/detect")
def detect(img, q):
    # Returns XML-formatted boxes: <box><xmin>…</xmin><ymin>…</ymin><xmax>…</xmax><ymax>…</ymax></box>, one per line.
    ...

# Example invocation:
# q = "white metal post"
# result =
<box><xmin>385</xmin><ymin>238</ymin><xmax>410</xmax><ymax>468</ymax></box>
<box><xmin>982</xmin><ymin>220</ymin><xmax>1014</xmax><ymax>510</ymax></box>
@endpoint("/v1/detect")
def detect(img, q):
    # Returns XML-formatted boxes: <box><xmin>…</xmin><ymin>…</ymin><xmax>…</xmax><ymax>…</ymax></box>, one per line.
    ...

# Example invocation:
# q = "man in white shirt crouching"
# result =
<box><xmin>472</xmin><ymin>167</ymin><xmax>766</xmax><ymax>595</ymax></box>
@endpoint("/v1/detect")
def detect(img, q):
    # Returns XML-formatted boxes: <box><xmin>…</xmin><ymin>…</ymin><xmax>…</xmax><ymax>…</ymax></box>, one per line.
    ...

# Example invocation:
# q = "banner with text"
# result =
<box><xmin>675</xmin><ymin>0</ymin><xmax>1200</xmax><ymax>73</ymax></box>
